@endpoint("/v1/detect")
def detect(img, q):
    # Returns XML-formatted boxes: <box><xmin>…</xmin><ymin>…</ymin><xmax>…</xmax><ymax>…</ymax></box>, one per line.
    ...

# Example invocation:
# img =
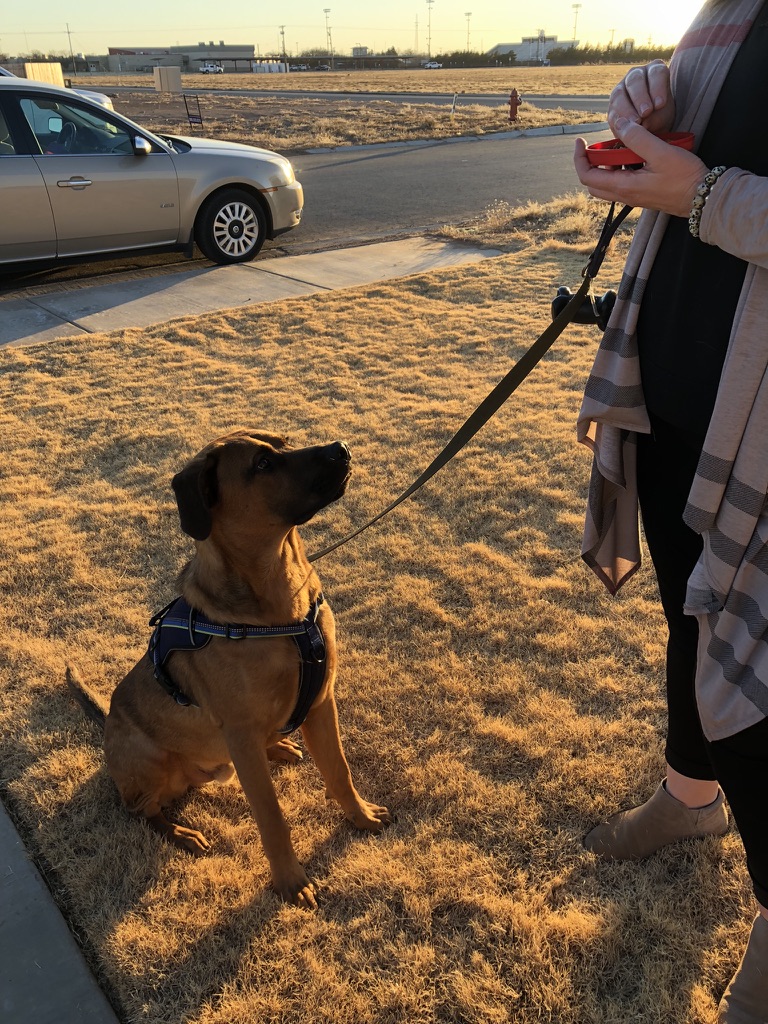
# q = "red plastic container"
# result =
<box><xmin>585</xmin><ymin>131</ymin><xmax>695</xmax><ymax>167</ymax></box>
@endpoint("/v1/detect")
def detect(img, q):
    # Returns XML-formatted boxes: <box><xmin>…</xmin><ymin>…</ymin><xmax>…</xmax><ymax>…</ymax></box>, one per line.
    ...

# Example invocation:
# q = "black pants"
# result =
<box><xmin>636</xmin><ymin>417</ymin><xmax>768</xmax><ymax>908</ymax></box>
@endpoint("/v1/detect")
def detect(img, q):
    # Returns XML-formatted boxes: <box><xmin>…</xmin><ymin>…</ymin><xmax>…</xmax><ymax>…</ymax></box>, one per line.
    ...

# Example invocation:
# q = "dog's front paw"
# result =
<box><xmin>348</xmin><ymin>801</ymin><xmax>391</xmax><ymax>834</ymax></box>
<box><xmin>273</xmin><ymin>866</ymin><xmax>319</xmax><ymax>910</ymax></box>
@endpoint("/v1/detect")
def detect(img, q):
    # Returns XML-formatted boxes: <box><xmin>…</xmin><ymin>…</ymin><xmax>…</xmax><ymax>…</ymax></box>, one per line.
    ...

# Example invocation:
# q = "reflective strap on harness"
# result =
<box><xmin>147</xmin><ymin>594</ymin><xmax>327</xmax><ymax>728</ymax></box>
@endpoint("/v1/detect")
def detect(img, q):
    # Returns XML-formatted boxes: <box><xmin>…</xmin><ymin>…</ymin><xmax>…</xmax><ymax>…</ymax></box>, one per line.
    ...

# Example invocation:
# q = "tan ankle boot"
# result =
<box><xmin>584</xmin><ymin>781</ymin><xmax>728</xmax><ymax>860</ymax></box>
<box><xmin>718</xmin><ymin>913</ymin><xmax>768</xmax><ymax>1023</ymax></box>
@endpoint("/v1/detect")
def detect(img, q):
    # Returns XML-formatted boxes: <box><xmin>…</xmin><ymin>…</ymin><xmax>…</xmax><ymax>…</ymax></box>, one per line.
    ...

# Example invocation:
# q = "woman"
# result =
<box><xmin>573</xmin><ymin>1</ymin><xmax>768</xmax><ymax>1020</ymax></box>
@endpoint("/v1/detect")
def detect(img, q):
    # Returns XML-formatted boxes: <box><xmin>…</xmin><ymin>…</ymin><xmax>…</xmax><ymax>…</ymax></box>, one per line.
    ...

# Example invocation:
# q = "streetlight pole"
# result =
<box><xmin>426</xmin><ymin>0</ymin><xmax>434</xmax><ymax>58</ymax></box>
<box><xmin>465</xmin><ymin>11</ymin><xmax>472</xmax><ymax>51</ymax></box>
<box><xmin>572</xmin><ymin>3</ymin><xmax>582</xmax><ymax>48</ymax></box>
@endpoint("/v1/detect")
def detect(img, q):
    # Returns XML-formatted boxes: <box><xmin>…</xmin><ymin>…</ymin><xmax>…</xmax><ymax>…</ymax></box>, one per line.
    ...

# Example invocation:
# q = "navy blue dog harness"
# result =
<box><xmin>147</xmin><ymin>593</ymin><xmax>327</xmax><ymax>734</ymax></box>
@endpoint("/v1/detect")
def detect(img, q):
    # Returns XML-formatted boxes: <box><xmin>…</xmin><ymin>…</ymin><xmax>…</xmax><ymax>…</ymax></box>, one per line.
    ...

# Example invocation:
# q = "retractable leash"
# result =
<box><xmin>308</xmin><ymin>202</ymin><xmax>633</xmax><ymax>563</ymax></box>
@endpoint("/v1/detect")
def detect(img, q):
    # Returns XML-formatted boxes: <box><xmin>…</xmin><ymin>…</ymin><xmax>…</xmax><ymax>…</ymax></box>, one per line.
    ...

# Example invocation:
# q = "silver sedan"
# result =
<box><xmin>0</xmin><ymin>77</ymin><xmax>303</xmax><ymax>266</ymax></box>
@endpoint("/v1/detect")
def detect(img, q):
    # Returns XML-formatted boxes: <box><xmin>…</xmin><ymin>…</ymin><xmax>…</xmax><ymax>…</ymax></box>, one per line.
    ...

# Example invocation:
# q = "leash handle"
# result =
<box><xmin>308</xmin><ymin>204</ymin><xmax>633</xmax><ymax>563</ymax></box>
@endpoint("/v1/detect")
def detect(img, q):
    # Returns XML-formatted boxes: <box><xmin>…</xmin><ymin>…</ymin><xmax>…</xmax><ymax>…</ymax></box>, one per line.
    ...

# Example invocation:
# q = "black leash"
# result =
<box><xmin>308</xmin><ymin>203</ymin><xmax>633</xmax><ymax>563</ymax></box>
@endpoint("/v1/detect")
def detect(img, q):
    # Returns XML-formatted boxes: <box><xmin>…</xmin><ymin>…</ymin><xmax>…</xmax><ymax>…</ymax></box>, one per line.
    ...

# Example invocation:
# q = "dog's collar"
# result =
<box><xmin>147</xmin><ymin>594</ymin><xmax>326</xmax><ymax>723</ymax></box>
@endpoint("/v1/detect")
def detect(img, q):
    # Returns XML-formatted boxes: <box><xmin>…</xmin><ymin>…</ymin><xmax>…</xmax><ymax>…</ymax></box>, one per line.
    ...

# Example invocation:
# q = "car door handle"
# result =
<box><xmin>57</xmin><ymin>177</ymin><xmax>93</xmax><ymax>188</ymax></box>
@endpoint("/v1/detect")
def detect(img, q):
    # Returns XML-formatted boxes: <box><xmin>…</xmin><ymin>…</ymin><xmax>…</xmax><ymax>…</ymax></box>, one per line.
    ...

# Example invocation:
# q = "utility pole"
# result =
<box><xmin>66</xmin><ymin>22</ymin><xmax>76</xmax><ymax>74</ymax></box>
<box><xmin>426</xmin><ymin>0</ymin><xmax>434</xmax><ymax>58</ymax></box>
<box><xmin>465</xmin><ymin>11</ymin><xmax>472</xmax><ymax>51</ymax></box>
<box><xmin>279</xmin><ymin>25</ymin><xmax>286</xmax><ymax>61</ymax></box>
<box><xmin>572</xmin><ymin>3</ymin><xmax>582</xmax><ymax>47</ymax></box>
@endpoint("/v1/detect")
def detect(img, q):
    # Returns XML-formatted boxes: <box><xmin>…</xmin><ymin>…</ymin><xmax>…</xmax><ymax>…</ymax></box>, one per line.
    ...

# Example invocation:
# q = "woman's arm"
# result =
<box><xmin>700</xmin><ymin>168</ymin><xmax>768</xmax><ymax>269</ymax></box>
<box><xmin>574</xmin><ymin>119</ymin><xmax>768</xmax><ymax>269</ymax></box>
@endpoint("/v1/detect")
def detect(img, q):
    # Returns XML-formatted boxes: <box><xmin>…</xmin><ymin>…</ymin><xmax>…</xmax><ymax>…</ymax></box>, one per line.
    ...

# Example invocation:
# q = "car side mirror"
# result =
<box><xmin>133</xmin><ymin>136</ymin><xmax>152</xmax><ymax>156</ymax></box>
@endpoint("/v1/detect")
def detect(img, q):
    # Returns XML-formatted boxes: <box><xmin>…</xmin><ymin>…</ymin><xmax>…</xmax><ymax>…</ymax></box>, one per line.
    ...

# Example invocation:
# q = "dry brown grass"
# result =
<box><xmin>441</xmin><ymin>191</ymin><xmax>636</xmax><ymax>256</ymax></box>
<box><xmin>75</xmin><ymin>65</ymin><xmax>631</xmax><ymax>96</ymax></box>
<box><xmin>0</xmin><ymin>194</ymin><xmax>750</xmax><ymax>1024</ymax></box>
<box><xmin>96</xmin><ymin>90</ymin><xmax>604</xmax><ymax>154</ymax></box>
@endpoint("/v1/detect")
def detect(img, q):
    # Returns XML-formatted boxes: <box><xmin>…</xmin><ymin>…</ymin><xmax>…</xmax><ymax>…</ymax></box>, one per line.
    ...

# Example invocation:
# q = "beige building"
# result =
<box><xmin>106</xmin><ymin>42</ymin><xmax>256</xmax><ymax>73</ymax></box>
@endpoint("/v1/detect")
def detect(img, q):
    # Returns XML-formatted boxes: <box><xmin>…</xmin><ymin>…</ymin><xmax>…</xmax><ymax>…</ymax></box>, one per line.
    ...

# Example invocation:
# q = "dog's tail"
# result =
<box><xmin>66</xmin><ymin>665</ymin><xmax>108</xmax><ymax>731</ymax></box>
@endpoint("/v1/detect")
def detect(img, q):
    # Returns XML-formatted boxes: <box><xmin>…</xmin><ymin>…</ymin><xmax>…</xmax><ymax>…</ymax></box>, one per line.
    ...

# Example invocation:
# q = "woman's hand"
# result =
<box><xmin>574</xmin><ymin>119</ymin><xmax>708</xmax><ymax>217</ymax></box>
<box><xmin>608</xmin><ymin>59</ymin><xmax>676</xmax><ymax>135</ymax></box>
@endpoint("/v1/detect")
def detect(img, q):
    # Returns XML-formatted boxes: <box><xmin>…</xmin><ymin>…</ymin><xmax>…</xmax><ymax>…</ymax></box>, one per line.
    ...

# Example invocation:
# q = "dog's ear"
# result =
<box><xmin>171</xmin><ymin>450</ymin><xmax>220</xmax><ymax>540</ymax></box>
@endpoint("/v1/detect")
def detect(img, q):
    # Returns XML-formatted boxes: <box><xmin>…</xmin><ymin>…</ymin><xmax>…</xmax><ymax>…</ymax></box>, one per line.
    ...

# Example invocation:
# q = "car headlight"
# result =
<box><xmin>278</xmin><ymin>158</ymin><xmax>295</xmax><ymax>185</ymax></box>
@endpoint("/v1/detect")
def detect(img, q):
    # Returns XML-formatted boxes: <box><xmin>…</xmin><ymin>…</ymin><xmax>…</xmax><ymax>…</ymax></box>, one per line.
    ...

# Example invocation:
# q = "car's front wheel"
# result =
<box><xmin>195</xmin><ymin>189</ymin><xmax>266</xmax><ymax>264</ymax></box>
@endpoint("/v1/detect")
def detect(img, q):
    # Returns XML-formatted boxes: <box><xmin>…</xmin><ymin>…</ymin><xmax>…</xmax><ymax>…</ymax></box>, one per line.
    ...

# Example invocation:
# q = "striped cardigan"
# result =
<box><xmin>577</xmin><ymin>0</ymin><xmax>768</xmax><ymax>740</ymax></box>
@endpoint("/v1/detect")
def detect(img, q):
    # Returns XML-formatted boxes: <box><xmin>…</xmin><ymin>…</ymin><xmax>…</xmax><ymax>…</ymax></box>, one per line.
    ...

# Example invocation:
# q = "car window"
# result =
<box><xmin>19</xmin><ymin>95</ymin><xmax>135</xmax><ymax>156</ymax></box>
<box><xmin>0</xmin><ymin>106</ymin><xmax>16</xmax><ymax>154</ymax></box>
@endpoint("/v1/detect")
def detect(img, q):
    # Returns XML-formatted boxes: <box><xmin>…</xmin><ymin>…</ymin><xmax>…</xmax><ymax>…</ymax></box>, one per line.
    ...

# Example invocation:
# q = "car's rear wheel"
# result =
<box><xmin>195</xmin><ymin>189</ymin><xmax>266</xmax><ymax>264</ymax></box>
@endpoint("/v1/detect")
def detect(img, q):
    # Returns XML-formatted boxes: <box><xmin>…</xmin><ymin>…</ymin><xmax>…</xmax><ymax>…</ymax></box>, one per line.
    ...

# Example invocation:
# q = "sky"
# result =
<box><xmin>2</xmin><ymin>1</ymin><xmax>704</xmax><ymax>59</ymax></box>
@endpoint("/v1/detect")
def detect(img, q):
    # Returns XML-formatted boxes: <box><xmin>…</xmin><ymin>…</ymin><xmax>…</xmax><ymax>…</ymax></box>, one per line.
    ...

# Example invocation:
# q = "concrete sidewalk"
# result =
<box><xmin>0</xmin><ymin>236</ymin><xmax>503</xmax><ymax>349</ymax></box>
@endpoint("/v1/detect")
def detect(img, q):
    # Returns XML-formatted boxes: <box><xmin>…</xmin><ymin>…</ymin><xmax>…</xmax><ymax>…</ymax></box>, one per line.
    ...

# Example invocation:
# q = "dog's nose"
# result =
<box><xmin>328</xmin><ymin>441</ymin><xmax>350</xmax><ymax>463</ymax></box>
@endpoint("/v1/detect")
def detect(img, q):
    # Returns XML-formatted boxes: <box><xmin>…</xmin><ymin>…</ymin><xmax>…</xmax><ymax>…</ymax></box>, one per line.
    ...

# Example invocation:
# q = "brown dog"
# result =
<box><xmin>67</xmin><ymin>430</ymin><xmax>390</xmax><ymax>908</ymax></box>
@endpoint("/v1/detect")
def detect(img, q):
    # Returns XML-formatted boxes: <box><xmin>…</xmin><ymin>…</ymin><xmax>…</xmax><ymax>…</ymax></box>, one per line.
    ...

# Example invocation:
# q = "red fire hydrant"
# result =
<box><xmin>508</xmin><ymin>88</ymin><xmax>521</xmax><ymax>122</ymax></box>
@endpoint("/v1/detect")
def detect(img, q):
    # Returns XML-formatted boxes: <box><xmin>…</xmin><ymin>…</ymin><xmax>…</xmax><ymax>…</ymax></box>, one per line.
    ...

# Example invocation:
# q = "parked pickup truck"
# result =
<box><xmin>199</xmin><ymin>63</ymin><xmax>224</xmax><ymax>74</ymax></box>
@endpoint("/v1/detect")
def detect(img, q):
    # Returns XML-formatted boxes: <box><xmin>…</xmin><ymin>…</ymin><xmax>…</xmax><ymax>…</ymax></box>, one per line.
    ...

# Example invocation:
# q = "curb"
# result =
<box><xmin>306</xmin><ymin>121</ymin><xmax>608</xmax><ymax>153</ymax></box>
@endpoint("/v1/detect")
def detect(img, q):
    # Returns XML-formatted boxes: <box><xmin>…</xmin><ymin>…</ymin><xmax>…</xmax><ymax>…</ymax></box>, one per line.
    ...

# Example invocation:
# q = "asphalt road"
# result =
<box><xmin>292</xmin><ymin>130</ymin><xmax>604</xmax><ymax>247</ymax></box>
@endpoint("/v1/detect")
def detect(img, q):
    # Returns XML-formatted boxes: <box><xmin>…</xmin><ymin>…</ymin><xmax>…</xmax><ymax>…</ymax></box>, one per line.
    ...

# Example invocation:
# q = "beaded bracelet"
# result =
<box><xmin>688</xmin><ymin>165</ymin><xmax>727</xmax><ymax>238</ymax></box>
